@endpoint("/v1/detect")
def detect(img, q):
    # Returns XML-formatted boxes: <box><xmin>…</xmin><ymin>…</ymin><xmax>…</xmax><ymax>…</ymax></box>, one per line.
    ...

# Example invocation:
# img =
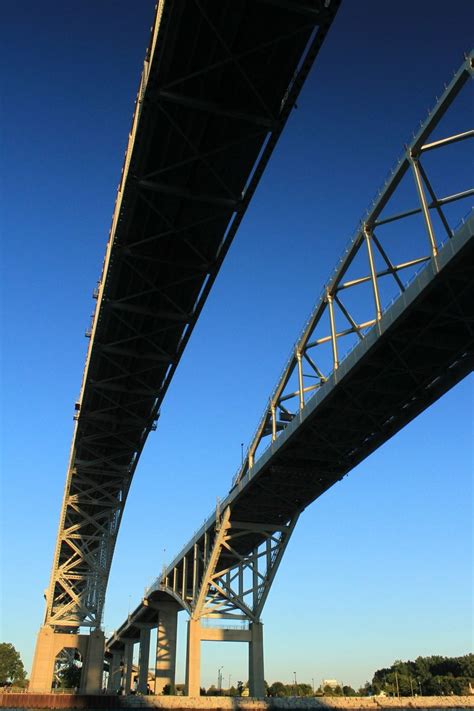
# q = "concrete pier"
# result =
<box><xmin>154</xmin><ymin>604</ymin><xmax>179</xmax><ymax>695</ymax></box>
<box><xmin>29</xmin><ymin>627</ymin><xmax>105</xmax><ymax>694</ymax></box>
<box><xmin>138</xmin><ymin>627</ymin><xmax>151</xmax><ymax>694</ymax></box>
<box><xmin>122</xmin><ymin>641</ymin><xmax>134</xmax><ymax>694</ymax></box>
<box><xmin>249</xmin><ymin>621</ymin><xmax>265</xmax><ymax>697</ymax></box>
<box><xmin>184</xmin><ymin>619</ymin><xmax>201</xmax><ymax>697</ymax></box>
<box><xmin>107</xmin><ymin>650</ymin><xmax>122</xmax><ymax>692</ymax></box>
<box><xmin>184</xmin><ymin>617</ymin><xmax>264</xmax><ymax>697</ymax></box>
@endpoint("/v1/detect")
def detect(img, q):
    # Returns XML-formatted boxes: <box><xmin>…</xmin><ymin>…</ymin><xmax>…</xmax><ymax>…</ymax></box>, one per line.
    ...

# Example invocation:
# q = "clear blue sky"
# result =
<box><xmin>1</xmin><ymin>0</ymin><xmax>472</xmax><ymax>691</ymax></box>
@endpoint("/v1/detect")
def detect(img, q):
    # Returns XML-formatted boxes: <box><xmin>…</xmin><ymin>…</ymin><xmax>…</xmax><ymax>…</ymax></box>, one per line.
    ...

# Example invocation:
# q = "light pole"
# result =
<box><xmin>218</xmin><ymin>666</ymin><xmax>223</xmax><ymax>693</ymax></box>
<box><xmin>293</xmin><ymin>672</ymin><xmax>297</xmax><ymax>696</ymax></box>
<box><xmin>312</xmin><ymin>678</ymin><xmax>315</xmax><ymax>696</ymax></box>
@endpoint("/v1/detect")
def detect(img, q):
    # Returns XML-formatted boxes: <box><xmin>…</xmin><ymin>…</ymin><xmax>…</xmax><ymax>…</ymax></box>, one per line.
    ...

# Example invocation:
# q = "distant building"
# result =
<box><xmin>322</xmin><ymin>679</ymin><xmax>339</xmax><ymax>689</ymax></box>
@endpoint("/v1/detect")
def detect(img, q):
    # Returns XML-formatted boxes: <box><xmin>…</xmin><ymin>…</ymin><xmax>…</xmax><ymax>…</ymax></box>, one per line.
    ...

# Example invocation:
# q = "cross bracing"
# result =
<box><xmin>45</xmin><ymin>0</ymin><xmax>341</xmax><ymax>630</ymax></box>
<box><xmin>107</xmin><ymin>51</ymin><xmax>473</xmax><ymax>652</ymax></box>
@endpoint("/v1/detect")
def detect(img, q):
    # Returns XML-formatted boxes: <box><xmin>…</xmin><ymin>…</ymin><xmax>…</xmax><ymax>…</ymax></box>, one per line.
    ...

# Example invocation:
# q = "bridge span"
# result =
<box><xmin>29</xmin><ymin>0</ymin><xmax>341</xmax><ymax>695</ymax></box>
<box><xmin>105</xmin><ymin>54</ymin><xmax>474</xmax><ymax>697</ymax></box>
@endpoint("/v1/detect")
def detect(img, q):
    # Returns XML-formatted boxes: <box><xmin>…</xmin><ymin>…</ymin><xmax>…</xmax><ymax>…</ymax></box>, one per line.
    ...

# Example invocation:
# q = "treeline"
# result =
<box><xmin>369</xmin><ymin>654</ymin><xmax>473</xmax><ymax>696</ymax></box>
<box><xmin>266</xmin><ymin>682</ymin><xmax>356</xmax><ymax>698</ymax></box>
<box><xmin>197</xmin><ymin>682</ymin><xmax>357</xmax><ymax>697</ymax></box>
<box><xmin>197</xmin><ymin>654</ymin><xmax>473</xmax><ymax>698</ymax></box>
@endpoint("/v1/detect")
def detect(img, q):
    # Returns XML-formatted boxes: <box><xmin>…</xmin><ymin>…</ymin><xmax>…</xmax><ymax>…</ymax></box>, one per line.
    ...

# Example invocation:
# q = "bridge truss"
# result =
<box><xmin>42</xmin><ymin>0</ymin><xmax>341</xmax><ymax>633</ymax></box>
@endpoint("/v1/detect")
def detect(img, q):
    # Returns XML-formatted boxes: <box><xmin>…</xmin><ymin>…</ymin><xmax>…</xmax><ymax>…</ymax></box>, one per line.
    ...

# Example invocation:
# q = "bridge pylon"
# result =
<box><xmin>29</xmin><ymin>627</ymin><xmax>104</xmax><ymax>694</ymax></box>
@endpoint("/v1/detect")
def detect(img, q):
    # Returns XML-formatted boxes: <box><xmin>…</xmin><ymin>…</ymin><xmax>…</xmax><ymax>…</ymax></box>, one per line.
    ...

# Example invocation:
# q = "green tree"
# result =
<box><xmin>358</xmin><ymin>682</ymin><xmax>373</xmax><ymax>696</ymax></box>
<box><xmin>268</xmin><ymin>681</ymin><xmax>288</xmax><ymax>697</ymax></box>
<box><xmin>58</xmin><ymin>661</ymin><xmax>81</xmax><ymax>689</ymax></box>
<box><xmin>372</xmin><ymin>655</ymin><xmax>474</xmax><ymax>697</ymax></box>
<box><xmin>297</xmin><ymin>683</ymin><xmax>313</xmax><ymax>696</ymax></box>
<box><xmin>343</xmin><ymin>685</ymin><xmax>357</xmax><ymax>696</ymax></box>
<box><xmin>161</xmin><ymin>682</ymin><xmax>176</xmax><ymax>695</ymax></box>
<box><xmin>0</xmin><ymin>643</ymin><xmax>26</xmax><ymax>686</ymax></box>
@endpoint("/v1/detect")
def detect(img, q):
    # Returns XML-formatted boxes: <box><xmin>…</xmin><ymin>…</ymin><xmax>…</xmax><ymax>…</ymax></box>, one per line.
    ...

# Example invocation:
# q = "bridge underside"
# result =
<box><xmin>154</xmin><ymin>218</ymin><xmax>474</xmax><ymax>583</ymax></box>
<box><xmin>229</xmin><ymin>220</ymin><xmax>473</xmax><ymax>539</ymax></box>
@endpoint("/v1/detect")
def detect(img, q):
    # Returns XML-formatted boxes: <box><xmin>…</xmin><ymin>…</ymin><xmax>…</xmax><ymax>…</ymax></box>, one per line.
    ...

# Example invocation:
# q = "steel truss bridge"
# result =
<box><xmin>41</xmin><ymin>0</ymin><xmax>341</xmax><ymax>633</ymax></box>
<box><xmin>105</xmin><ymin>52</ymin><xmax>474</xmax><ymax>696</ymax></box>
<box><xmin>29</xmin><ymin>0</ymin><xmax>473</xmax><ymax>699</ymax></box>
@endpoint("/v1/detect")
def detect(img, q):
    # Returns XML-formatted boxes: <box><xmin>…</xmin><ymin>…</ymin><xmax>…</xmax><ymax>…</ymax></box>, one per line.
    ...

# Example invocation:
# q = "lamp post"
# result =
<box><xmin>293</xmin><ymin>672</ymin><xmax>297</xmax><ymax>696</ymax></box>
<box><xmin>312</xmin><ymin>678</ymin><xmax>315</xmax><ymax>696</ymax></box>
<box><xmin>218</xmin><ymin>666</ymin><xmax>223</xmax><ymax>693</ymax></box>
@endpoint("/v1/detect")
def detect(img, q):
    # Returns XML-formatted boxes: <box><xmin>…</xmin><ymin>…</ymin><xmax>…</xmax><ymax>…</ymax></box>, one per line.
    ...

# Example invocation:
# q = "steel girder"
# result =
<box><xmin>44</xmin><ymin>0</ymin><xmax>341</xmax><ymax>629</ymax></box>
<box><xmin>149</xmin><ymin>507</ymin><xmax>299</xmax><ymax>622</ymax></box>
<box><xmin>107</xmin><ymin>52</ymin><xmax>473</xmax><ymax>648</ymax></box>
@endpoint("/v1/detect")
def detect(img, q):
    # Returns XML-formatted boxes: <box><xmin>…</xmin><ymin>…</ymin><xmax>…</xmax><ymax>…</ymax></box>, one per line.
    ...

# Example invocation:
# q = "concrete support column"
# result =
<box><xmin>30</xmin><ymin>626</ymin><xmax>104</xmax><ymax>694</ymax></box>
<box><xmin>80</xmin><ymin>629</ymin><xmax>105</xmax><ymax>694</ymax></box>
<box><xmin>137</xmin><ymin>627</ymin><xmax>151</xmax><ymax>694</ymax></box>
<box><xmin>29</xmin><ymin>626</ymin><xmax>56</xmax><ymax>693</ymax></box>
<box><xmin>107</xmin><ymin>651</ymin><xmax>122</xmax><ymax>692</ymax></box>
<box><xmin>154</xmin><ymin>604</ymin><xmax>179</xmax><ymax>695</ymax></box>
<box><xmin>185</xmin><ymin>618</ymin><xmax>201</xmax><ymax>697</ymax></box>
<box><xmin>248</xmin><ymin>621</ymin><xmax>265</xmax><ymax>697</ymax></box>
<box><xmin>122</xmin><ymin>640</ymin><xmax>134</xmax><ymax>693</ymax></box>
